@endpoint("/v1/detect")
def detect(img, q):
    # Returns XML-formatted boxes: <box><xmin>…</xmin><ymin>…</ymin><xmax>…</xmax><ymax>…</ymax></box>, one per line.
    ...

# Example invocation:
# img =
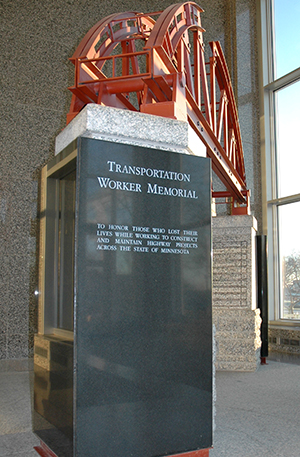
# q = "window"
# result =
<box><xmin>278</xmin><ymin>202</ymin><xmax>300</xmax><ymax>319</ymax></box>
<box><xmin>275</xmin><ymin>81</ymin><xmax>300</xmax><ymax>199</ymax></box>
<box><xmin>273</xmin><ymin>0</ymin><xmax>300</xmax><ymax>79</ymax></box>
<box><xmin>261</xmin><ymin>0</ymin><xmax>300</xmax><ymax>322</ymax></box>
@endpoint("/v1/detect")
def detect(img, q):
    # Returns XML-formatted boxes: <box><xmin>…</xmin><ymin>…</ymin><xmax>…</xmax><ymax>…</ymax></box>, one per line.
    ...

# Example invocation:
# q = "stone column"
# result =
<box><xmin>212</xmin><ymin>215</ymin><xmax>262</xmax><ymax>371</ymax></box>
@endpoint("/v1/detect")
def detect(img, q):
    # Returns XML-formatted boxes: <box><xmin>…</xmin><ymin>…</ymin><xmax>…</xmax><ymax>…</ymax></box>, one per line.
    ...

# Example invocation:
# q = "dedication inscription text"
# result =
<box><xmin>96</xmin><ymin>224</ymin><xmax>199</xmax><ymax>255</ymax></box>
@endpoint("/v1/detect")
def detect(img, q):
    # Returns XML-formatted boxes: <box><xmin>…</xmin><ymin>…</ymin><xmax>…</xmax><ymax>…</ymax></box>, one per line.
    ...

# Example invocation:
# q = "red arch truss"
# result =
<box><xmin>67</xmin><ymin>2</ymin><xmax>250</xmax><ymax>214</ymax></box>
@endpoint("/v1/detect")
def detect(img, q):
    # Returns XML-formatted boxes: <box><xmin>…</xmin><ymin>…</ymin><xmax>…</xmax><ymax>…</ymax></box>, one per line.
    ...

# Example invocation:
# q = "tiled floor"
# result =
<box><xmin>0</xmin><ymin>360</ymin><xmax>39</xmax><ymax>457</ymax></box>
<box><xmin>1</xmin><ymin>354</ymin><xmax>300</xmax><ymax>457</ymax></box>
<box><xmin>210</xmin><ymin>356</ymin><xmax>300</xmax><ymax>457</ymax></box>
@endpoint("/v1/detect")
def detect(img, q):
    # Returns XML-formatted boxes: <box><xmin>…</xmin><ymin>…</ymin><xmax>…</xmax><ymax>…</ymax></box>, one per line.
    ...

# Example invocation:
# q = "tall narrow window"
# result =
<box><xmin>278</xmin><ymin>202</ymin><xmax>300</xmax><ymax>319</ymax></box>
<box><xmin>275</xmin><ymin>81</ymin><xmax>300</xmax><ymax>199</ymax></box>
<box><xmin>261</xmin><ymin>0</ymin><xmax>300</xmax><ymax>323</ymax></box>
<box><xmin>274</xmin><ymin>79</ymin><xmax>300</xmax><ymax>321</ymax></box>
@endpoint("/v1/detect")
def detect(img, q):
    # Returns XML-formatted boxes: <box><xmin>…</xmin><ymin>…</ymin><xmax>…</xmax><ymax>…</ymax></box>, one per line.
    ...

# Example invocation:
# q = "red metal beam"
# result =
<box><xmin>34</xmin><ymin>441</ymin><xmax>58</xmax><ymax>457</ymax></box>
<box><xmin>67</xmin><ymin>3</ymin><xmax>250</xmax><ymax>211</ymax></box>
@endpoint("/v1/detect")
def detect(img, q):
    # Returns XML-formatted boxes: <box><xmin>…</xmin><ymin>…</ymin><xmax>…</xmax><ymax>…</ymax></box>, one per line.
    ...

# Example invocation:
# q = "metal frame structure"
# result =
<box><xmin>67</xmin><ymin>2</ymin><xmax>250</xmax><ymax>214</ymax></box>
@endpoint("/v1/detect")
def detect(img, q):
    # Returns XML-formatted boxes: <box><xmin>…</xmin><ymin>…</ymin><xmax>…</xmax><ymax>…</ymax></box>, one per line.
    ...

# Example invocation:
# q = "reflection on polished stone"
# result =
<box><xmin>33</xmin><ymin>336</ymin><xmax>73</xmax><ymax>457</ymax></box>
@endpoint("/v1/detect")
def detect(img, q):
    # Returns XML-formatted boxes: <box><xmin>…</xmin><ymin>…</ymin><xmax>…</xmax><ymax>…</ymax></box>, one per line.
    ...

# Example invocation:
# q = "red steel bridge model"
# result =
<box><xmin>67</xmin><ymin>2</ymin><xmax>250</xmax><ymax>215</ymax></box>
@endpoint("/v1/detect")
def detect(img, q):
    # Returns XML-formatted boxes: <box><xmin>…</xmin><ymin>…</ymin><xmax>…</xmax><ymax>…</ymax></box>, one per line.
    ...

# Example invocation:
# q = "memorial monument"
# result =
<box><xmin>33</xmin><ymin>3</ymin><xmax>251</xmax><ymax>456</ymax></box>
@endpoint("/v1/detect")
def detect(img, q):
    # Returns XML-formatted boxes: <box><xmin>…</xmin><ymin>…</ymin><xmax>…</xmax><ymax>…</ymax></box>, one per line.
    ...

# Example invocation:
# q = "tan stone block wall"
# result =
<box><xmin>269</xmin><ymin>327</ymin><xmax>300</xmax><ymax>354</ymax></box>
<box><xmin>214</xmin><ymin>309</ymin><xmax>261</xmax><ymax>371</ymax></box>
<box><xmin>212</xmin><ymin>215</ymin><xmax>262</xmax><ymax>371</ymax></box>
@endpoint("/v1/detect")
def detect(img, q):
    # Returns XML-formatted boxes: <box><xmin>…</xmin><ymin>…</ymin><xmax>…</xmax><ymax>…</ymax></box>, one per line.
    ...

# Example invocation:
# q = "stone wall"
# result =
<box><xmin>0</xmin><ymin>0</ymin><xmax>260</xmax><ymax>359</ymax></box>
<box><xmin>212</xmin><ymin>215</ymin><xmax>262</xmax><ymax>371</ymax></box>
<box><xmin>269</xmin><ymin>327</ymin><xmax>300</xmax><ymax>355</ymax></box>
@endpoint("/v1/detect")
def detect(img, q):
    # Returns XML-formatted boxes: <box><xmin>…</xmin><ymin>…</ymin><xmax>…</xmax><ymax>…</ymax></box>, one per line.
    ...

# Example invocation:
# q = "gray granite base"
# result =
<box><xmin>212</xmin><ymin>215</ymin><xmax>262</xmax><ymax>371</ymax></box>
<box><xmin>55</xmin><ymin>104</ymin><xmax>206</xmax><ymax>157</ymax></box>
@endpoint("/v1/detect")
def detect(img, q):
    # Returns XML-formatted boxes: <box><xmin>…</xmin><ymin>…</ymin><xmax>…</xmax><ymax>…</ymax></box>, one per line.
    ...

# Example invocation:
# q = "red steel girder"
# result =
<box><xmin>67</xmin><ymin>3</ymin><xmax>249</xmax><ymax>211</ymax></box>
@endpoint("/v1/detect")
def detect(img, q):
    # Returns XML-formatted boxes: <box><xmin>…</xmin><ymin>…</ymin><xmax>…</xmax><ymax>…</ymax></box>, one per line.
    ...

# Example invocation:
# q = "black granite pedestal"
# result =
<box><xmin>34</xmin><ymin>137</ymin><xmax>212</xmax><ymax>457</ymax></box>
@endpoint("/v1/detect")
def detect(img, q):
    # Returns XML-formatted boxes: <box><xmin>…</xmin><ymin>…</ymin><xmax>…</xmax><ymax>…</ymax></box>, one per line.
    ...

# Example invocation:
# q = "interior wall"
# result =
<box><xmin>0</xmin><ymin>0</ymin><xmax>260</xmax><ymax>359</ymax></box>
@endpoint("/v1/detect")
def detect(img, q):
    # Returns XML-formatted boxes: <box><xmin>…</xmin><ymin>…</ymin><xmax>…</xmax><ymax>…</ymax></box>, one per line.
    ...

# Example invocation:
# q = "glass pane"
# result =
<box><xmin>278</xmin><ymin>202</ymin><xmax>300</xmax><ymax>319</ymax></box>
<box><xmin>273</xmin><ymin>0</ymin><xmax>300</xmax><ymax>79</ymax></box>
<box><xmin>275</xmin><ymin>80</ymin><xmax>300</xmax><ymax>198</ymax></box>
<box><xmin>58</xmin><ymin>170</ymin><xmax>76</xmax><ymax>331</ymax></box>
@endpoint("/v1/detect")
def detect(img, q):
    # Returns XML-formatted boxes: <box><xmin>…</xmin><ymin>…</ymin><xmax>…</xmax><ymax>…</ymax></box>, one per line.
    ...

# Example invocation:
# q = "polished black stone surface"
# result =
<box><xmin>74</xmin><ymin>138</ymin><xmax>212</xmax><ymax>457</ymax></box>
<box><xmin>33</xmin><ymin>337</ymin><xmax>73</xmax><ymax>457</ymax></box>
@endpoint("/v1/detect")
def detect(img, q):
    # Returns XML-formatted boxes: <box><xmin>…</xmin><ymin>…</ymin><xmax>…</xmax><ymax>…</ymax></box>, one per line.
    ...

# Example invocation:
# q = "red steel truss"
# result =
<box><xmin>67</xmin><ymin>2</ymin><xmax>250</xmax><ymax>214</ymax></box>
